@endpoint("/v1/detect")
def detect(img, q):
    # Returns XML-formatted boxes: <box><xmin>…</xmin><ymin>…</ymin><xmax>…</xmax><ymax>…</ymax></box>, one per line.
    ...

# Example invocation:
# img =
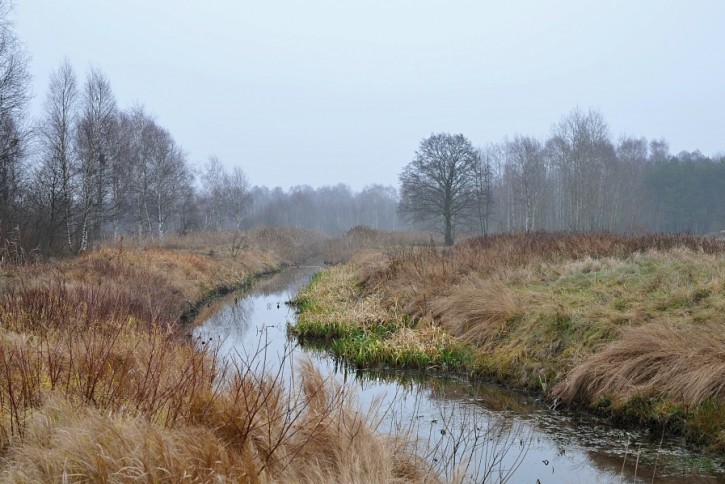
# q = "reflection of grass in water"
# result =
<box><xmin>325</xmin><ymin>364</ymin><xmax>537</xmax><ymax>415</ymax></box>
<box><xmin>295</xmin><ymin>339</ymin><xmax>533</xmax><ymax>482</ymax></box>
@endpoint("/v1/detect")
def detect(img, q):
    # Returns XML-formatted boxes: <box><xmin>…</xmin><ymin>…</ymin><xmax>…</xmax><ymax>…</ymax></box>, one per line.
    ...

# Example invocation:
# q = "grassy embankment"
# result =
<box><xmin>0</xmin><ymin>227</ymin><xmax>434</xmax><ymax>483</ymax></box>
<box><xmin>291</xmin><ymin>232</ymin><xmax>725</xmax><ymax>454</ymax></box>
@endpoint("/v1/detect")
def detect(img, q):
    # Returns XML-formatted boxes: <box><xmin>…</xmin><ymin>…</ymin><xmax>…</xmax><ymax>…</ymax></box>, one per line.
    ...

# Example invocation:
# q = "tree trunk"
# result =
<box><xmin>444</xmin><ymin>214</ymin><xmax>453</xmax><ymax>245</ymax></box>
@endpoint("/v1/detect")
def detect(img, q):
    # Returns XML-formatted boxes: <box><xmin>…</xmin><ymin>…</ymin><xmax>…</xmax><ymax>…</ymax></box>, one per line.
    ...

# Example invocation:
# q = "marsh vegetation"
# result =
<box><xmin>292</xmin><ymin>232</ymin><xmax>725</xmax><ymax>465</ymax></box>
<box><xmin>0</xmin><ymin>229</ymin><xmax>439</xmax><ymax>482</ymax></box>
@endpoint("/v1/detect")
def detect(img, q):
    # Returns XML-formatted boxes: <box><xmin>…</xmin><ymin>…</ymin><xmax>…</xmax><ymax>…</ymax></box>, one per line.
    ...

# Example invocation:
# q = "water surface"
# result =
<box><xmin>194</xmin><ymin>266</ymin><xmax>724</xmax><ymax>483</ymax></box>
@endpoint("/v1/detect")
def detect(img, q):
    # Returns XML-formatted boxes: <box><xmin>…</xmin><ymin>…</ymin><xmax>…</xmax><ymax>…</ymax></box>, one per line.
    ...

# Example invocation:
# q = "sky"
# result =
<box><xmin>13</xmin><ymin>0</ymin><xmax>725</xmax><ymax>190</ymax></box>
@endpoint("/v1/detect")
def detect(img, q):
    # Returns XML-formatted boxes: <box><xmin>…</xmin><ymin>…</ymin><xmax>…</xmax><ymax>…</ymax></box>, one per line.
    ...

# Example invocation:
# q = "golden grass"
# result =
<box><xmin>147</xmin><ymin>227</ymin><xmax>328</xmax><ymax>264</ymax></box>
<box><xmin>428</xmin><ymin>274</ymin><xmax>518</xmax><ymax>347</ymax></box>
<box><xmin>323</xmin><ymin>226</ymin><xmax>440</xmax><ymax>265</ymax></box>
<box><xmin>0</xmin><ymin>230</ymin><xmax>433</xmax><ymax>482</ymax></box>
<box><xmin>551</xmin><ymin>321</ymin><xmax>725</xmax><ymax>408</ymax></box>
<box><xmin>3</xmin><ymin>361</ymin><xmax>430</xmax><ymax>483</ymax></box>
<box><xmin>295</xmin><ymin>232</ymin><xmax>725</xmax><ymax>451</ymax></box>
<box><xmin>295</xmin><ymin>263</ymin><xmax>397</xmax><ymax>331</ymax></box>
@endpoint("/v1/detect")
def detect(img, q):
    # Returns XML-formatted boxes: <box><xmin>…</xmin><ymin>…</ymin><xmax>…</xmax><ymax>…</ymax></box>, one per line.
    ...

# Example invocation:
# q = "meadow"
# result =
<box><xmin>292</xmin><ymin>232</ymin><xmax>725</xmax><ymax>454</ymax></box>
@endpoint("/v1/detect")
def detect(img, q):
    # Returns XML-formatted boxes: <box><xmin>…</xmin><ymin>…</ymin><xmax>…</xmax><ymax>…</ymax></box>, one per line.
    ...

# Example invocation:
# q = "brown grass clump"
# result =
<box><xmin>428</xmin><ymin>275</ymin><xmax>518</xmax><ymax>347</ymax></box>
<box><xmin>4</xmin><ymin>397</ymin><xmax>241</xmax><ymax>482</ymax></box>
<box><xmin>551</xmin><ymin>322</ymin><xmax>725</xmax><ymax>409</ymax></box>
<box><xmin>3</xmin><ymin>361</ymin><xmax>430</xmax><ymax>483</ymax></box>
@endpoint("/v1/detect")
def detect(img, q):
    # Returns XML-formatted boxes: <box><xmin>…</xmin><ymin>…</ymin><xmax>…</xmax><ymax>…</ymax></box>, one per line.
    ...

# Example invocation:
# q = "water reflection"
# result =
<box><xmin>194</xmin><ymin>266</ymin><xmax>724</xmax><ymax>483</ymax></box>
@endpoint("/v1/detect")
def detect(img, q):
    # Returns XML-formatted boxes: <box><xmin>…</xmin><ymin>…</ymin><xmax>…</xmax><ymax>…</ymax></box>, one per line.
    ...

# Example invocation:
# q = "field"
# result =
<box><xmin>0</xmin><ymin>229</ymin><xmax>433</xmax><ymax>483</ymax></box>
<box><xmin>292</xmin><ymin>232</ymin><xmax>725</xmax><ymax>454</ymax></box>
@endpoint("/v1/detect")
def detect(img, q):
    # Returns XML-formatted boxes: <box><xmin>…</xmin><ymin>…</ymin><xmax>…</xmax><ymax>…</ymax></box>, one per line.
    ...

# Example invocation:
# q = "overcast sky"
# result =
<box><xmin>14</xmin><ymin>1</ymin><xmax>725</xmax><ymax>190</ymax></box>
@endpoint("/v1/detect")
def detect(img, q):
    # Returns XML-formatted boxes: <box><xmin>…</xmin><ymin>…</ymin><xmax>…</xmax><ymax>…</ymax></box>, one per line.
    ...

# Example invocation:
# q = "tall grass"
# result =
<box><xmin>135</xmin><ymin>226</ymin><xmax>328</xmax><ymax>264</ymax></box>
<box><xmin>323</xmin><ymin>226</ymin><xmax>440</xmax><ymax>265</ymax></box>
<box><xmin>0</xmin><ymin>235</ymin><xmax>434</xmax><ymax>482</ymax></box>
<box><xmin>294</xmin><ymin>232</ymin><xmax>725</xmax><ymax>452</ymax></box>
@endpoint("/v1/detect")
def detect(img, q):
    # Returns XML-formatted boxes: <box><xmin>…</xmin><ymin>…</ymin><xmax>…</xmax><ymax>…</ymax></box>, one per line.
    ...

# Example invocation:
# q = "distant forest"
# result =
<box><xmin>0</xmin><ymin>9</ymin><xmax>723</xmax><ymax>260</ymax></box>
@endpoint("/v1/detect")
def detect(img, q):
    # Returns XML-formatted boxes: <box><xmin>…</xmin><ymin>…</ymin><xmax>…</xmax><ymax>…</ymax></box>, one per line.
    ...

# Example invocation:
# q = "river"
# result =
<box><xmin>193</xmin><ymin>265</ymin><xmax>724</xmax><ymax>483</ymax></box>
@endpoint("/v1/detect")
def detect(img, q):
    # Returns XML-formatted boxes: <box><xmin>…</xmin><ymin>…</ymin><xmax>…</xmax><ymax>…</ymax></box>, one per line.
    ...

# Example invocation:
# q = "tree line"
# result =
<box><xmin>0</xmin><ymin>3</ymin><xmax>401</xmax><ymax>260</ymax></box>
<box><xmin>399</xmin><ymin>109</ymin><xmax>724</xmax><ymax>244</ymax></box>
<box><xmin>2</xmin><ymin>1</ymin><xmax>722</xmax><ymax>258</ymax></box>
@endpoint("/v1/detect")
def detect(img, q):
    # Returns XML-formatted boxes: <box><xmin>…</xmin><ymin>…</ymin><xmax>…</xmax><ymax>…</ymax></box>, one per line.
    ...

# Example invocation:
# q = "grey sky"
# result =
<box><xmin>14</xmin><ymin>1</ymin><xmax>725</xmax><ymax>190</ymax></box>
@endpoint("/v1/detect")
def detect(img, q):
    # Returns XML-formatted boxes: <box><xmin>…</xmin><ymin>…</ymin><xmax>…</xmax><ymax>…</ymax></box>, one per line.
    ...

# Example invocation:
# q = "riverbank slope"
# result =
<box><xmin>292</xmin><ymin>233</ymin><xmax>725</xmax><ymax>455</ymax></box>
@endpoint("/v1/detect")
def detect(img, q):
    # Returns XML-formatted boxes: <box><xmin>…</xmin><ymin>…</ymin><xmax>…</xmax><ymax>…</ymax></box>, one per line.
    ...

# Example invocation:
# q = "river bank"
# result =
<box><xmin>0</xmin><ymin>229</ymin><xmax>433</xmax><ymax>482</ymax></box>
<box><xmin>290</xmin><ymin>233</ymin><xmax>725</xmax><ymax>460</ymax></box>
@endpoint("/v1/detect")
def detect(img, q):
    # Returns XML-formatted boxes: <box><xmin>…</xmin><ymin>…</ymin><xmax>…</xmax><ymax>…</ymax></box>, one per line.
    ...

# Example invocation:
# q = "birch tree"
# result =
<box><xmin>506</xmin><ymin>135</ymin><xmax>546</xmax><ymax>232</ymax></box>
<box><xmin>76</xmin><ymin>67</ymin><xmax>117</xmax><ymax>251</ymax></box>
<box><xmin>0</xmin><ymin>0</ymin><xmax>30</xmax><ymax>238</ymax></box>
<box><xmin>36</xmin><ymin>59</ymin><xmax>78</xmax><ymax>253</ymax></box>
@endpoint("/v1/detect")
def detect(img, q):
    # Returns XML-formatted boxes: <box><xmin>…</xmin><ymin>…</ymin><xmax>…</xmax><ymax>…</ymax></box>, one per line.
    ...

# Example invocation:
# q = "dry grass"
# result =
<box><xmin>552</xmin><ymin>322</ymin><xmax>725</xmax><ymax>408</ymax></box>
<box><xmin>296</xmin><ymin>232</ymin><xmax>725</xmax><ymax>451</ymax></box>
<box><xmin>294</xmin><ymin>263</ymin><xmax>396</xmax><ymax>331</ymax></box>
<box><xmin>0</xmin><ymin>230</ymin><xmax>433</xmax><ymax>482</ymax></box>
<box><xmin>146</xmin><ymin>227</ymin><xmax>327</xmax><ymax>263</ymax></box>
<box><xmin>2</xmin><ymin>361</ymin><xmax>430</xmax><ymax>483</ymax></box>
<box><xmin>428</xmin><ymin>275</ymin><xmax>518</xmax><ymax>347</ymax></box>
<box><xmin>323</xmin><ymin>226</ymin><xmax>440</xmax><ymax>265</ymax></box>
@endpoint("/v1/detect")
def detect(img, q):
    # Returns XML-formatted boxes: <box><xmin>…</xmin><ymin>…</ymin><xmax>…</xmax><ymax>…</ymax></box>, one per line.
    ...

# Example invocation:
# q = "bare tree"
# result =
<box><xmin>546</xmin><ymin>108</ymin><xmax>613</xmax><ymax>231</ymax></box>
<box><xmin>223</xmin><ymin>166</ymin><xmax>252</xmax><ymax>230</ymax></box>
<box><xmin>75</xmin><ymin>67</ymin><xmax>117</xmax><ymax>251</ymax></box>
<box><xmin>614</xmin><ymin>136</ymin><xmax>649</xmax><ymax>230</ymax></box>
<box><xmin>36</xmin><ymin>59</ymin><xmax>78</xmax><ymax>253</ymax></box>
<box><xmin>148</xmin><ymin>127</ymin><xmax>189</xmax><ymax>240</ymax></box>
<box><xmin>0</xmin><ymin>0</ymin><xmax>30</xmax><ymax>236</ymax></box>
<box><xmin>201</xmin><ymin>155</ymin><xmax>225</xmax><ymax>230</ymax></box>
<box><xmin>648</xmin><ymin>138</ymin><xmax>669</xmax><ymax>164</ymax></box>
<box><xmin>505</xmin><ymin>135</ymin><xmax>546</xmax><ymax>232</ymax></box>
<box><xmin>471</xmin><ymin>145</ymin><xmax>496</xmax><ymax>235</ymax></box>
<box><xmin>399</xmin><ymin>133</ymin><xmax>477</xmax><ymax>245</ymax></box>
<box><xmin>355</xmin><ymin>184</ymin><xmax>399</xmax><ymax>230</ymax></box>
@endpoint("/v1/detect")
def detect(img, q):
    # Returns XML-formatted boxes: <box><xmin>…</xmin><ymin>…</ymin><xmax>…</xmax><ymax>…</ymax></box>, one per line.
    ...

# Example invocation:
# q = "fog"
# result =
<box><xmin>2</xmin><ymin>1</ymin><xmax>724</xmax><ymax>257</ymax></box>
<box><xmin>15</xmin><ymin>1</ymin><xmax>725</xmax><ymax>190</ymax></box>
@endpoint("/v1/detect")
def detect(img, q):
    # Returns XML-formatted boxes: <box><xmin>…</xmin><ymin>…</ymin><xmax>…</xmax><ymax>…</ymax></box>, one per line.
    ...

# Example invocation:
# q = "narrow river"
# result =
<box><xmin>194</xmin><ymin>266</ymin><xmax>724</xmax><ymax>483</ymax></box>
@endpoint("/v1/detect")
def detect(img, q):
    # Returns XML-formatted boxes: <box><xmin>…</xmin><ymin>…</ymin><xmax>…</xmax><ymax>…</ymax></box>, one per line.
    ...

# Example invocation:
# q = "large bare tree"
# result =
<box><xmin>399</xmin><ymin>133</ymin><xmax>477</xmax><ymax>245</ymax></box>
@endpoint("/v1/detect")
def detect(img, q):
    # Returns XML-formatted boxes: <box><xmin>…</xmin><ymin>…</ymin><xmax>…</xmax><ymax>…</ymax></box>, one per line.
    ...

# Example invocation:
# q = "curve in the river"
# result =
<box><xmin>194</xmin><ymin>266</ymin><xmax>725</xmax><ymax>483</ymax></box>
